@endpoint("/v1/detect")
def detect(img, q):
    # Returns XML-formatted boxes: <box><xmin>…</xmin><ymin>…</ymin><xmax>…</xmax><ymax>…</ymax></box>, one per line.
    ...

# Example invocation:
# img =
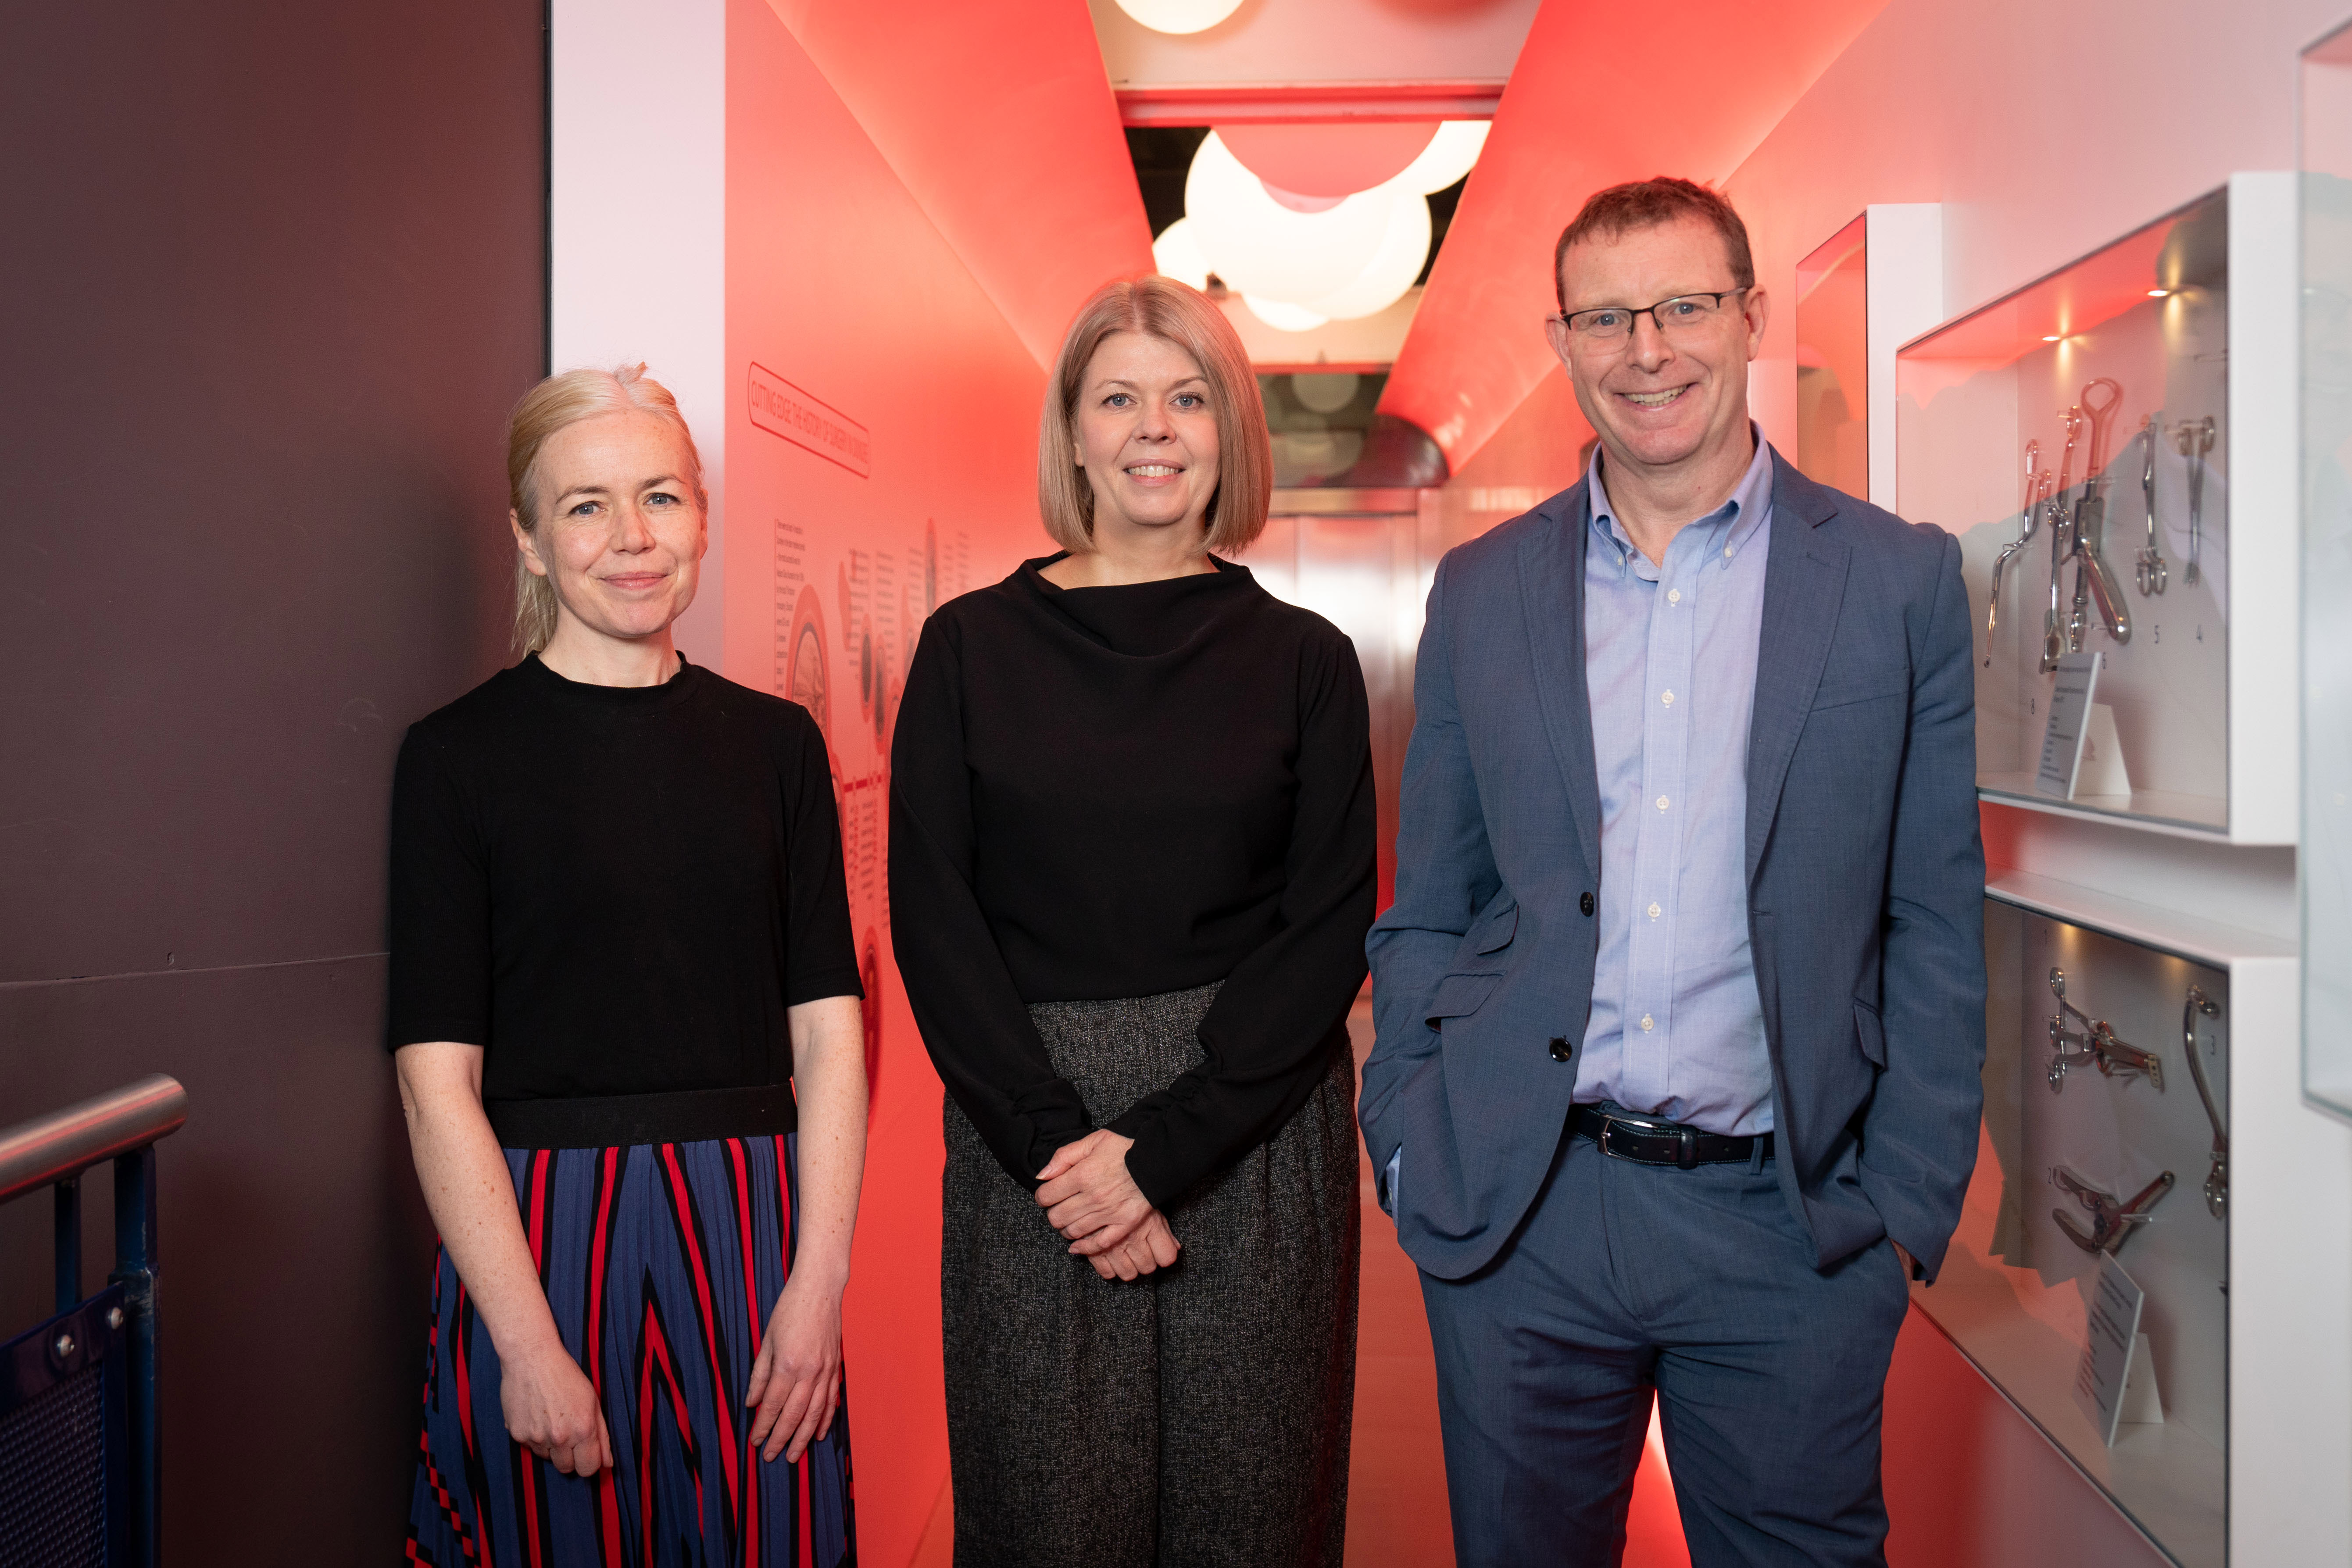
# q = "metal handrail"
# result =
<box><xmin>0</xmin><ymin>1075</ymin><xmax>186</xmax><ymax>1206</ymax></box>
<box><xmin>1</xmin><ymin>1074</ymin><xmax>186</xmax><ymax>1568</ymax></box>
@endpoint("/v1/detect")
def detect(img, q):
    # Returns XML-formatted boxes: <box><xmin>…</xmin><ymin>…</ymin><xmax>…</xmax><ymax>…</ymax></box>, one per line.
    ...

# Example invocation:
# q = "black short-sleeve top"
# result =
<box><xmin>386</xmin><ymin>654</ymin><xmax>862</xmax><ymax>1103</ymax></box>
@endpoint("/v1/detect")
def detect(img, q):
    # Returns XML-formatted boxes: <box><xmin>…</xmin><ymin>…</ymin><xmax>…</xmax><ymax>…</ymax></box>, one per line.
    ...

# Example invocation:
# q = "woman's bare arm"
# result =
<box><xmin>395</xmin><ymin>1041</ymin><xmax>611</xmax><ymax>1475</ymax></box>
<box><xmin>746</xmin><ymin>995</ymin><xmax>868</xmax><ymax>1461</ymax></box>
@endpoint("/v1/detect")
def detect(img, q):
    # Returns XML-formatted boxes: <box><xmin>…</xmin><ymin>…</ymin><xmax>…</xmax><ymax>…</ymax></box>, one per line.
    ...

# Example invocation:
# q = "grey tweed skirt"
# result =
<box><xmin>941</xmin><ymin>980</ymin><xmax>1360</xmax><ymax>1568</ymax></box>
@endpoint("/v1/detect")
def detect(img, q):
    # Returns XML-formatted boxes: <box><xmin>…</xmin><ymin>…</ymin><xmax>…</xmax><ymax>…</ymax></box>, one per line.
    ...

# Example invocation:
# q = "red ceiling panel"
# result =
<box><xmin>1378</xmin><ymin>0</ymin><xmax>1891</xmax><ymax>470</ymax></box>
<box><xmin>770</xmin><ymin>0</ymin><xmax>1155</xmax><ymax>369</ymax></box>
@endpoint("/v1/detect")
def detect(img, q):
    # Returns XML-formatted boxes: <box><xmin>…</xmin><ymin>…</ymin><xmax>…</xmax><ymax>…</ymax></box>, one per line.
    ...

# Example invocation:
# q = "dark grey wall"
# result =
<box><xmin>0</xmin><ymin>2</ymin><xmax>545</xmax><ymax>1557</ymax></box>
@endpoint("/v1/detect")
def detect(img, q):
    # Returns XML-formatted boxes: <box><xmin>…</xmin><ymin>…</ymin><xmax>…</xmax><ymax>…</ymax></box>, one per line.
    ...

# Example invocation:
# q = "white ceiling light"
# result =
<box><xmin>1151</xmin><ymin>218</ymin><xmax>1213</xmax><ymax>290</ymax></box>
<box><xmin>1300</xmin><ymin>188</ymin><xmax>1431</xmax><ymax>320</ymax></box>
<box><xmin>1243</xmin><ymin>295</ymin><xmax>1330</xmax><ymax>332</ymax></box>
<box><xmin>1184</xmin><ymin>132</ymin><xmax>1394</xmax><ymax>303</ymax></box>
<box><xmin>1390</xmin><ymin>120</ymin><xmax>1491</xmax><ymax>195</ymax></box>
<box><xmin>1111</xmin><ymin>0</ymin><xmax>1244</xmax><ymax>36</ymax></box>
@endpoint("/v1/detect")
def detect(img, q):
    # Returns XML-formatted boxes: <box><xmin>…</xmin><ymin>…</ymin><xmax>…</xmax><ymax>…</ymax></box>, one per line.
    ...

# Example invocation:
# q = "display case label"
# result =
<box><xmin>2035</xmin><ymin>651</ymin><xmax>2103</xmax><ymax>798</ymax></box>
<box><xmin>2074</xmin><ymin>1252</ymin><xmax>2148</xmax><ymax>1445</ymax></box>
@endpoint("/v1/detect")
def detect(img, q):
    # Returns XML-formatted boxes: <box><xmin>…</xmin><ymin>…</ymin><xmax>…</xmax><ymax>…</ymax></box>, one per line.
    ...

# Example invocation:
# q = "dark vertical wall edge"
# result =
<box><xmin>0</xmin><ymin>4</ymin><xmax>548</xmax><ymax>1559</ymax></box>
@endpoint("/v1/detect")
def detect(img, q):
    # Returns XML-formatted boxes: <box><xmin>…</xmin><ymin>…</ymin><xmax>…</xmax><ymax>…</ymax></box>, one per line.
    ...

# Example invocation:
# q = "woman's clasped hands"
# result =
<box><xmin>1035</xmin><ymin>1129</ymin><xmax>1182</xmax><ymax>1281</ymax></box>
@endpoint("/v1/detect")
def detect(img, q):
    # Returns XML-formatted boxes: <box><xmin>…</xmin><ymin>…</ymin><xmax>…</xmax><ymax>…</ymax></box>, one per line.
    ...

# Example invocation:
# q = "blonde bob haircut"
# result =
<box><xmin>503</xmin><ymin>363</ymin><xmax>708</xmax><ymax>655</ymax></box>
<box><xmin>1037</xmin><ymin>276</ymin><xmax>1272</xmax><ymax>556</ymax></box>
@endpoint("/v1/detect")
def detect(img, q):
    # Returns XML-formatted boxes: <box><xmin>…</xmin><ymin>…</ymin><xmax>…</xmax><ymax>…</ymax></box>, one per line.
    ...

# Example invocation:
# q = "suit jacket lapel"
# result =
<box><xmin>1518</xmin><ymin>484</ymin><xmax>1604</xmax><ymax>882</ymax></box>
<box><xmin>1745</xmin><ymin>453</ymin><xmax>1851</xmax><ymax>885</ymax></box>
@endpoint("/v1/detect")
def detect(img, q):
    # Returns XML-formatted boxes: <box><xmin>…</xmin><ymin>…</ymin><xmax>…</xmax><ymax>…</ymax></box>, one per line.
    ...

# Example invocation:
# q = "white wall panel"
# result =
<box><xmin>550</xmin><ymin>0</ymin><xmax>729</xmax><ymax>668</ymax></box>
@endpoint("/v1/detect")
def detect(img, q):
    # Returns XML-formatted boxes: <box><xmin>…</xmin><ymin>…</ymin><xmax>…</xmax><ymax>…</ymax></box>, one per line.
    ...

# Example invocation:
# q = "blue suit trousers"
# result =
<box><xmin>1419</xmin><ymin>1126</ymin><xmax>1911</xmax><ymax>1567</ymax></box>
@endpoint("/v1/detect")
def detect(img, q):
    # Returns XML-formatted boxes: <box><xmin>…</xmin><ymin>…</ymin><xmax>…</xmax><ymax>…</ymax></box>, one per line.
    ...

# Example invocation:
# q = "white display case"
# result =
<box><xmin>2301</xmin><ymin>25</ymin><xmax>2352</xmax><ymax>1122</ymax></box>
<box><xmin>1895</xmin><ymin>176</ymin><xmax>2296</xmax><ymax>843</ymax></box>
<box><xmin>1917</xmin><ymin>877</ymin><xmax>2295</xmax><ymax>1566</ymax></box>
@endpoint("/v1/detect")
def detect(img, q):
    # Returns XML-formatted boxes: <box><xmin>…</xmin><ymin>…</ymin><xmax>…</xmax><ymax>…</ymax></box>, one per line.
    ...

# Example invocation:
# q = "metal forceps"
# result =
<box><xmin>2182</xmin><ymin>986</ymin><xmax>2227</xmax><ymax>1218</ymax></box>
<box><xmin>2134</xmin><ymin>412</ymin><xmax>2168</xmax><ymax>595</ymax></box>
<box><xmin>2041</xmin><ymin>408</ymin><xmax>2081</xmax><ymax>672</ymax></box>
<box><xmin>2047</xmin><ymin>967</ymin><xmax>2165</xmax><ymax>1093</ymax></box>
<box><xmin>2066</xmin><ymin>378</ymin><xmax>2132</xmax><ymax>649</ymax></box>
<box><xmin>1987</xmin><ymin>440</ymin><xmax>2047</xmax><ymax>665</ymax></box>
<box><xmin>2175</xmin><ymin>415</ymin><xmax>2216</xmax><ymax>586</ymax></box>
<box><xmin>2052</xmin><ymin>1165</ymin><xmax>2177</xmax><ymax>1256</ymax></box>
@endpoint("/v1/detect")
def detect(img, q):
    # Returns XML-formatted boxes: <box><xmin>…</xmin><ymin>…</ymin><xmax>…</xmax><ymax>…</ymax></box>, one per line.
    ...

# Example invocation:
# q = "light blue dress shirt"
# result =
<box><xmin>1574</xmin><ymin>432</ymin><xmax>1776</xmax><ymax>1135</ymax></box>
<box><xmin>1376</xmin><ymin>434</ymin><xmax>1781</xmax><ymax>1215</ymax></box>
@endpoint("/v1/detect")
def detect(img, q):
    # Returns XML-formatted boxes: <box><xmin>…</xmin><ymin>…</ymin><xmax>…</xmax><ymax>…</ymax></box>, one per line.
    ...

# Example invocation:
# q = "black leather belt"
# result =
<box><xmin>1569</xmin><ymin>1104</ymin><xmax>1772</xmax><ymax>1169</ymax></box>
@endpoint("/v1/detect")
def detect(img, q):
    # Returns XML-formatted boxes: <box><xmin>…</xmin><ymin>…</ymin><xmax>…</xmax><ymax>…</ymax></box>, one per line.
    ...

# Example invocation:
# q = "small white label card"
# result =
<box><xmin>2074</xmin><ymin>1251</ymin><xmax>2148</xmax><ymax>1446</ymax></box>
<box><xmin>2036</xmin><ymin>651</ymin><xmax>2103</xmax><ymax>799</ymax></box>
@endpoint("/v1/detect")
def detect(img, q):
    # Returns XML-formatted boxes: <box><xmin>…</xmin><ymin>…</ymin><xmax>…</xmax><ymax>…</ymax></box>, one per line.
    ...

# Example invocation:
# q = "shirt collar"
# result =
<box><xmin>1586</xmin><ymin>425</ymin><xmax>1776</xmax><ymax>566</ymax></box>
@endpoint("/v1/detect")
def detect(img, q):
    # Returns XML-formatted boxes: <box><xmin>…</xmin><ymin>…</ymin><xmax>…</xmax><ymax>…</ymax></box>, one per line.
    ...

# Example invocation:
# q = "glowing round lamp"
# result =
<box><xmin>1151</xmin><ymin>219</ymin><xmax>1213</xmax><ymax>290</ymax></box>
<box><xmin>1243</xmin><ymin>295</ymin><xmax>1329</xmax><ymax>332</ymax></box>
<box><xmin>1391</xmin><ymin>120</ymin><xmax>1491</xmax><ymax>195</ymax></box>
<box><xmin>1301</xmin><ymin>189</ymin><xmax>1430</xmax><ymax>320</ymax></box>
<box><xmin>1292</xmin><ymin>372</ymin><xmax>1361</xmax><ymax>414</ymax></box>
<box><xmin>1185</xmin><ymin>133</ymin><xmax>1393</xmax><ymax>302</ymax></box>
<box><xmin>1215</xmin><ymin>122</ymin><xmax>1441</xmax><ymax>200</ymax></box>
<box><xmin>1111</xmin><ymin>0</ymin><xmax>1244</xmax><ymax>34</ymax></box>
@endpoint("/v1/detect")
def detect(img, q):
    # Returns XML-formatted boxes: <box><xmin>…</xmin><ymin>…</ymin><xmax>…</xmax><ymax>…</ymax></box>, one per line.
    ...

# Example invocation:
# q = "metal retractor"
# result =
<box><xmin>2051</xmin><ymin>1165</ymin><xmax>2177</xmax><ymax>1256</ymax></box>
<box><xmin>2046</xmin><ymin>967</ymin><xmax>2165</xmax><ymax>1093</ymax></box>
<box><xmin>1988</xmin><ymin>440</ymin><xmax>2048</xmax><ymax>666</ymax></box>
<box><xmin>2183</xmin><ymin>985</ymin><xmax>2227</xmax><ymax>1219</ymax></box>
<box><xmin>2135</xmin><ymin>411</ymin><xmax>2168</xmax><ymax>595</ymax></box>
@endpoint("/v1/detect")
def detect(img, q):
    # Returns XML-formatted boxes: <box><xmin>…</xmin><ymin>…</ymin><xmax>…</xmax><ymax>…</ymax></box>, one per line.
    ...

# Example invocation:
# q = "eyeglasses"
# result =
<box><xmin>1551</xmin><ymin>289</ymin><xmax>1749</xmax><ymax>344</ymax></box>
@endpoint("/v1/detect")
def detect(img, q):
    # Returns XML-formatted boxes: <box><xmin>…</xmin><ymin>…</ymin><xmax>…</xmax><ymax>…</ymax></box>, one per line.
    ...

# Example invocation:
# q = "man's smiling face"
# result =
<box><xmin>1548</xmin><ymin>214</ymin><xmax>1768</xmax><ymax>479</ymax></box>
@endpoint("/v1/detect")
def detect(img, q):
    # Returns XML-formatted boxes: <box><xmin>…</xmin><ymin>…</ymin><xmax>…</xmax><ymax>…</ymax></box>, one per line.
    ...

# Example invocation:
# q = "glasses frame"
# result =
<box><xmin>1550</xmin><ymin>288</ymin><xmax>1752</xmax><ymax>344</ymax></box>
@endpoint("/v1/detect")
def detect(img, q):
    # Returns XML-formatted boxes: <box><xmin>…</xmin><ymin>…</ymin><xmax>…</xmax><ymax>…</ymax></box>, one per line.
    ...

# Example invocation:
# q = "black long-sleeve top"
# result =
<box><xmin>889</xmin><ymin>554</ymin><xmax>1375</xmax><ymax>1209</ymax></box>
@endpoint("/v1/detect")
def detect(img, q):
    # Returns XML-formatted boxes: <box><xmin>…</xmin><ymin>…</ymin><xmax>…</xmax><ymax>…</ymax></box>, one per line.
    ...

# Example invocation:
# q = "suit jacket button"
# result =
<box><xmin>1580</xmin><ymin>892</ymin><xmax>1595</xmax><ymax>916</ymax></box>
<box><xmin>1549</xmin><ymin>1037</ymin><xmax>1574</xmax><ymax>1062</ymax></box>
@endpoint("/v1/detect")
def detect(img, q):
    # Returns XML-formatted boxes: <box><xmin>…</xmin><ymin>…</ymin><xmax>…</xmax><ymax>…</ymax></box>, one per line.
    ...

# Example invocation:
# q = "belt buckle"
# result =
<box><xmin>1595</xmin><ymin>1110</ymin><xmax>1698</xmax><ymax>1169</ymax></box>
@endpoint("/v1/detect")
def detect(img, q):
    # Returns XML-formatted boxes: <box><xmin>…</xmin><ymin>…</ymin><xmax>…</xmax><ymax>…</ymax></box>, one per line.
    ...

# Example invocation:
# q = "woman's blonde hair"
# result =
<box><xmin>504</xmin><ymin>363</ymin><xmax>708</xmax><ymax>654</ymax></box>
<box><xmin>1037</xmin><ymin>276</ymin><xmax>1272</xmax><ymax>556</ymax></box>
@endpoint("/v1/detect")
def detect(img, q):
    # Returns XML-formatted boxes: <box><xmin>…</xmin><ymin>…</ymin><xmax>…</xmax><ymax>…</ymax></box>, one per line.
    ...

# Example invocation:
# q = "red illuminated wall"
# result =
<box><xmin>722</xmin><ymin>4</ymin><xmax>1059</xmax><ymax>1556</ymax></box>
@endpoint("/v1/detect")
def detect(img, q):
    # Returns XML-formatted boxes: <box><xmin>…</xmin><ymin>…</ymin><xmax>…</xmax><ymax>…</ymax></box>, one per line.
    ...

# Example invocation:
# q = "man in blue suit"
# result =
<box><xmin>1362</xmin><ymin>177</ymin><xmax>1985</xmax><ymax>1566</ymax></box>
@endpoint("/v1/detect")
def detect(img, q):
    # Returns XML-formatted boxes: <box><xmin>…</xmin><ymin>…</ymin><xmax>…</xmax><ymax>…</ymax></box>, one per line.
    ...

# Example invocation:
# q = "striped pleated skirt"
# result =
<box><xmin>404</xmin><ymin>1134</ymin><xmax>855</xmax><ymax>1568</ymax></box>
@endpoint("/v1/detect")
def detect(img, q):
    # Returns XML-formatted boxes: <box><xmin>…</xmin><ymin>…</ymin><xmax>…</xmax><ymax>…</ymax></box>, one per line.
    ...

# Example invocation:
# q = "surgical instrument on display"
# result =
<box><xmin>2183</xmin><ymin>985</ymin><xmax>2227</xmax><ymax>1219</ymax></box>
<box><xmin>2041</xmin><ymin>408</ymin><xmax>2082</xmax><ymax>672</ymax></box>
<box><xmin>2047</xmin><ymin>967</ymin><xmax>2165</xmax><ymax>1093</ymax></box>
<box><xmin>2052</xmin><ymin>1165</ymin><xmax>2177</xmax><ymax>1257</ymax></box>
<box><xmin>2175</xmin><ymin>415</ymin><xmax>2216</xmax><ymax>586</ymax></box>
<box><xmin>1987</xmin><ymin>441</ymin><xmax>2046</xmax><ymax>665</ymax></box>
<box><xmin>2134</xmin><ymin>413</ymin><xmax>2168</xmax><ymax>596</ymax></box>
<box><xmin>2066</xmin><ymin>378</ymin><xmax>2132</xmax><ymax>649</ymax></box>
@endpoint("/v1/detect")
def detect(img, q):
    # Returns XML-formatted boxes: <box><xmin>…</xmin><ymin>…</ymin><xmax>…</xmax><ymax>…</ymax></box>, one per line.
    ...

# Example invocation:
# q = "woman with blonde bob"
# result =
<box><xmin>891</xmin><ymin>277</ymin><xmax>1374</xmax><ymax>1564</ymax></box>
<box><xmin>390</xmin><ymin>364</ymin><xmax>864</xmax><ymax>1566</ymax></box>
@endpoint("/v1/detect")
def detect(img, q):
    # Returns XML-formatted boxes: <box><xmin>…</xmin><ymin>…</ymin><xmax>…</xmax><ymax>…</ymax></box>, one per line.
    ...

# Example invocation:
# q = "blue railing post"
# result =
<box><xmin>109</xmin><ymin>1145</ymin><xmax>159</xmax><ymax>1568</ymax></box>
<box><xmin>54</xmin><ymin>1174</ymin><xmax>81</xmax><ymax>1315</ymax></box>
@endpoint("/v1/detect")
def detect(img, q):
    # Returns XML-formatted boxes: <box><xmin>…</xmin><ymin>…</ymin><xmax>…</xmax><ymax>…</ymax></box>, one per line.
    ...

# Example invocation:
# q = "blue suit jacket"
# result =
<box><xmin>1362</xmin><ymin>451</ymin><xmax>1986</xmax><ymax>1282</ymax></box>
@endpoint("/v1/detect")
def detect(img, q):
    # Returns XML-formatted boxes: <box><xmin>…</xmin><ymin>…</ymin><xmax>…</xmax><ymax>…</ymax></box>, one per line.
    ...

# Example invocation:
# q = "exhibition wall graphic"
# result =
<box><xmin>724</xmin><ymin>3</ymin><xmax>1054</xmax><ymax>1557</ymax></box>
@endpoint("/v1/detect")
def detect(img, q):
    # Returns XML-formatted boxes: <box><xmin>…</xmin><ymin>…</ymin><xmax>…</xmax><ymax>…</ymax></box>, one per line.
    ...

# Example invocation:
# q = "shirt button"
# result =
<box><xmin>1648</xmin><ymin>900</ymin><xmax>1662</xmax><ymax>920</ymax></box>
<box><xmin>1723</xmin><ymin>545</ymin><xmax>1734</xmax><ymax>558</ymax></box>
<box><xmin>1667</xmin><ymin>589</ymin><xmax>1682</xmax><ymax>604</ymax></box>
<box><xmin>1656</xmin><ymin>795</ymin><xmax>1670</xmax><ymax>811</ymax></box>
<box><xmin>1640</xmin><ymin>1014</ymin><xmax>1655</xmax><ymax>1032</ymax></box>
<box><xmin>1661</xmin><ymin>690</ymin><xmax>1674</xmax><ymax>706</ymax></box>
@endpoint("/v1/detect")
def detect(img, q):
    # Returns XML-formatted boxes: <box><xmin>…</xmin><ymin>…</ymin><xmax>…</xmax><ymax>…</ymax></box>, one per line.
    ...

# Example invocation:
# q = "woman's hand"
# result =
<box><xmin>1035</xmin><ymin>1129</ymin><xmax>1153</xmax><ymax>1254</ymax></box>
<box><xmin>1083</xmin><ymin>1207</ymin><xmax>1183</xmax><ymax>1281</ymax></box>
<box><xmin>498</xmin><ymin>1332</ymin><xmax>614</xmax><ymax>1476</ymax></box>
<box><xmin>747</xmin><ymin>1273</ymin><xmax>844</xmax><ymax>1463</ymax></box>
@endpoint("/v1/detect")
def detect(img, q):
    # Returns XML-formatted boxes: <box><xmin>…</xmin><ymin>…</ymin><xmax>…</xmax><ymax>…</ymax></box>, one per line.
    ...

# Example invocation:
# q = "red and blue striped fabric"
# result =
<box><xmin>405</xmin><ymin>1134</ymin><xmax>855</xmax><ymax>1567</ymax></box>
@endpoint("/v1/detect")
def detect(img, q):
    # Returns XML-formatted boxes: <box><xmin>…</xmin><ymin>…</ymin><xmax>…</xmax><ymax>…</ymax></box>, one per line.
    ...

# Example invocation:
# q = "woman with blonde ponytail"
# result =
<box><xmin>389</xmin><ymin>364</ymin><xmax>865</xmax><ymax>1567</ymax></box>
